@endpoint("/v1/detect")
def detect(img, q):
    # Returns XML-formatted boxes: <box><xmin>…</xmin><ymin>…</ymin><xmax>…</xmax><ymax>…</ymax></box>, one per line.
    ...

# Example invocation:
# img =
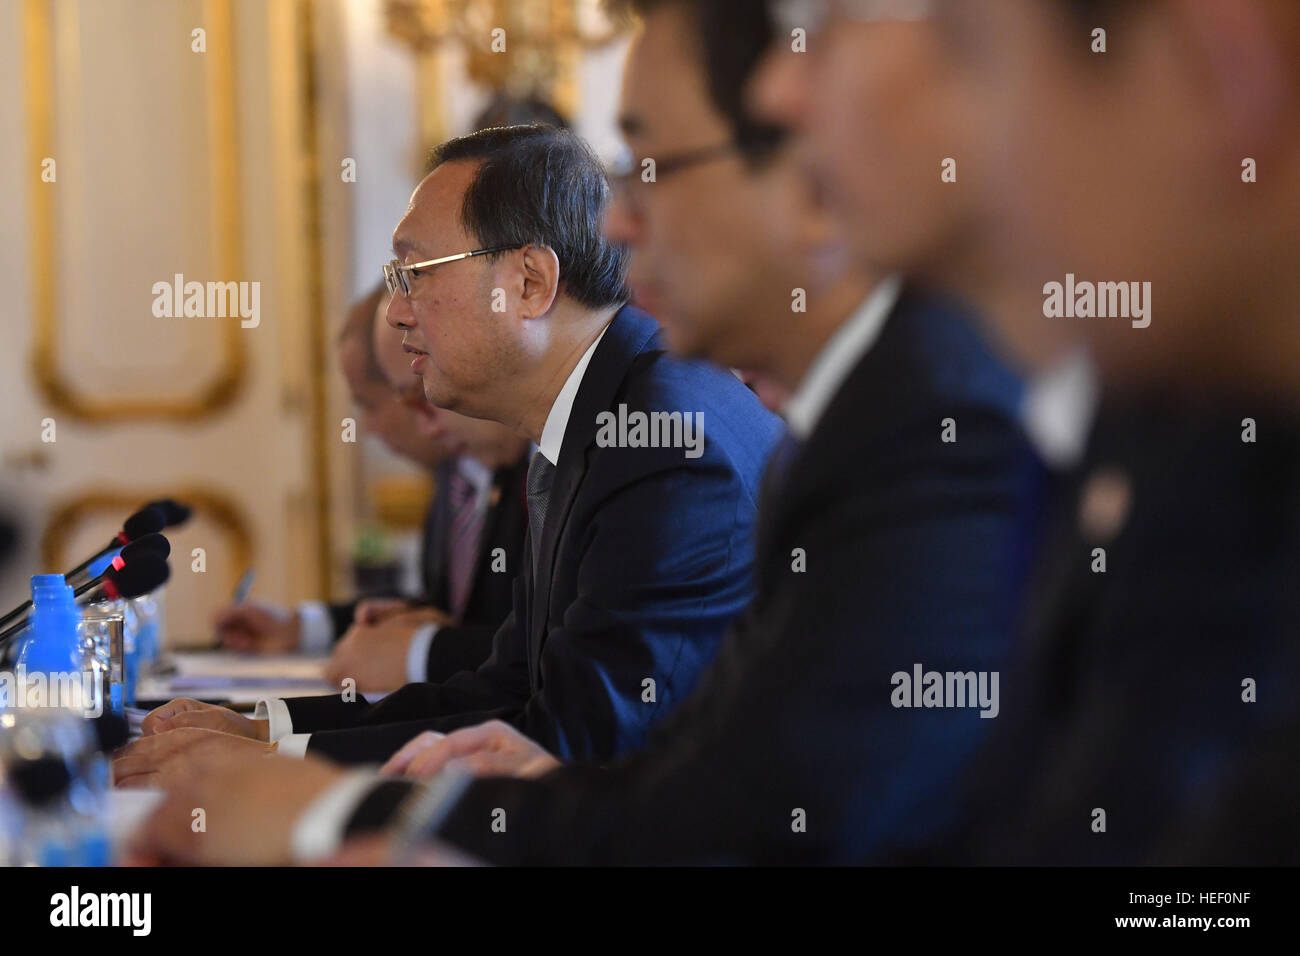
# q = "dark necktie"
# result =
<box><xmin>526</xmin><ymin>451</ymin><xmax>556</xmax><ymax>575</ymax></box>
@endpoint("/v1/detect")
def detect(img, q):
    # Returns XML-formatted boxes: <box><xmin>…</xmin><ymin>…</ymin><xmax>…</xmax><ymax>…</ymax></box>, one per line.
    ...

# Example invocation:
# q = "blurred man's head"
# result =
<box><xmin>936</xmin><ymin>0</ymin><xmax>1300</xmax><ymax>396</ymax></box>
<box><xmin>337</xmin><ymin>288</ymin><xmax>446</xmax><ymax>469</ymax></box>
<box><xmin>749</xmin><ymin>0</ymin><xmax>980</xmax><ymax>287</ymax></box>
<box><xmin>604</xmin><ymin>0</ymin><xmax>872</xmax><ymax>382</ymax></box>
<box><xmin>385</xmin><ymin>125</ymin><xmax>628</xmax><ymax>435</ymax></box>
<box><xmin>372</xmin><ymin>292</ymin><xmax>529</xmax><ymax>470</ymax></box>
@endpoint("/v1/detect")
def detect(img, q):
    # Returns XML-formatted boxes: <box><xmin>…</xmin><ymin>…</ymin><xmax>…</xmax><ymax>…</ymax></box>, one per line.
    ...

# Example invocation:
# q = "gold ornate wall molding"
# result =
<box><xmin>385</xmin><ymin>0</ymin><xmax>632</xmax><ymax>153</ymax></box>
<box><xmin>40</xmin><ymin>487</ymin><xmax>253</xmax><ymax>594</ymax></box>
<box><xmin>297</xmin><ymin>0</ymin><xmax>335</xmax><ymax>599</ymax></box>
<box><xmin>24</xmin><ymin>0</ymin><xmax>247</xmax><ymax>422</ymax></box>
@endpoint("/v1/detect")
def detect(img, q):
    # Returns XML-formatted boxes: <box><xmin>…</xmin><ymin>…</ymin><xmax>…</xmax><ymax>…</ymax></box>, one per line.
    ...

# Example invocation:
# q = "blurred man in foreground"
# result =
<box><xmin>927</xmin><ymin>0</ymin><xmax>1300</xmax><ymax>864</ymax></box>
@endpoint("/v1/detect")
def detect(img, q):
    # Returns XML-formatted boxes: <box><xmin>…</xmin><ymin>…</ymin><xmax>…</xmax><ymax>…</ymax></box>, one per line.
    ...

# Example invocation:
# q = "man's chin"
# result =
<box><xmin>422</xmin><ymin>378</ymin><xmax>457</xmax><ymax>412</ymax></box>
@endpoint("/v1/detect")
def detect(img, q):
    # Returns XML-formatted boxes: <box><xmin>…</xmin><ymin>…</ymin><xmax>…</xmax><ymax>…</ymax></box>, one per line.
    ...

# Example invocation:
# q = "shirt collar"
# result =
<box><xmin>455</xmin><ymin>455</ymin><xmax>494</xmax><ymax>498</ymax></box>
<box><xmin>538</xmin><ymin>324</ymin><xmax>611</xmax><ymax>466</ymax></box>
<box><xmin>1020</xmin><ymin>348</ymin><xmax>1099</xmax><ymax>469</ymax></box>
<box><xmin>782</xmin><ymin>275</ymin><xmax>903</xmax><ymax>440</ymax></box>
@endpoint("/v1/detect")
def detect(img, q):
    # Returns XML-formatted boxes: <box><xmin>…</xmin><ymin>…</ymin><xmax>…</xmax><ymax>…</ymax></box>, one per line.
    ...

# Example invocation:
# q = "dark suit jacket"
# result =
<box><xmin>954</xmin><ymin>400</ymin><xmax>1300</xmax><ymax>865</ymax></box>
<box><xmin>324</xmin><ymin>458</ymin><xmax>528</xmax><ymax>682</ymax></box>
<box><xmin>288</xmin><ymin>304</ymin><xmax>784</xmax><ymax>764</ymax></box>
<box><xmin>411</xmin><ymin>284</ymin><xmax>1043</xmax><ymax>864</ymax></box>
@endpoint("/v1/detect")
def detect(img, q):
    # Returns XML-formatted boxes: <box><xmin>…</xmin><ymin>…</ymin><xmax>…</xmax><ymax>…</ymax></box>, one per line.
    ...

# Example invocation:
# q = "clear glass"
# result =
<box><xmin>79</xmin><ymin>605</ymin><xmax>125</xmax><ymax>718</ymax></box>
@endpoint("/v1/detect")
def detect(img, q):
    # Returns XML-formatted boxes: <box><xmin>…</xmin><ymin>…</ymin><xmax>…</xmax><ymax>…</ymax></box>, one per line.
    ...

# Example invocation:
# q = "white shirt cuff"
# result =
<box><xmin>253</xmin><ymin>697</ymin><xmax>295</xmax><ymax>741</ymax></box>
<box><xmin>276</xmin><ymin>733</ymin><xmax>312</xmax><ymax>758</ymax></box>
<box><xmin>290</xmin><ymin>771</ymin><xmax>383</xmax><ymax>863</ymax></box>
<box><xmin>405</xmin><ymin>623</ymin><xmax>440</xmax><ymax>683</ymax></box>
<box><xmin>297</xmin><ymin>602</ymin><xmax>334</xmax><ymax>654</ymax></box>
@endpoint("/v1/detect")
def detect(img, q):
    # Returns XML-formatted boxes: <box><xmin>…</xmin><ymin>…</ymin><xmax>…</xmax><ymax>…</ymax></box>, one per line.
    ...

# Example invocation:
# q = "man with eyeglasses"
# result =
<box><xmin>125</xmin><ymin>0</ymin><xmax>1040</xmax><ymax>865</ymax></box>
<box><xmin>119</xmin><ymin>123</ymin><xmax>782</xmax><ymax>777</ymax></box>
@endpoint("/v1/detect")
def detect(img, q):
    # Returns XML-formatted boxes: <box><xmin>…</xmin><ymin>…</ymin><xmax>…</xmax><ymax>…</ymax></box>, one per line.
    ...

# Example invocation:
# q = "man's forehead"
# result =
<box><xmin>620</xmin><ymin>12</ymin><xmax>721</xmax><ymax>143</ymax></box>
<box><xmin>393</xmin><ymin>163</ymin><xmax>475</xmax><ymax>255</ymax></box>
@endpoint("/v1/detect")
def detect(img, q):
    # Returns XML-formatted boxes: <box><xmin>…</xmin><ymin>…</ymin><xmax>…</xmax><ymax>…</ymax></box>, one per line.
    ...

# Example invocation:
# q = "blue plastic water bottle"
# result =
<box><xmin>16</xmin><ymin>574</ymin><xmax>83</xmax><ymax>680</ymax></box>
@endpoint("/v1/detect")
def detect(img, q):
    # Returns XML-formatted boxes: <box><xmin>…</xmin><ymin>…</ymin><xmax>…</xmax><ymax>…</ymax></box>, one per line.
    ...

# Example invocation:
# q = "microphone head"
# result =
<box><xmin>121</xmin><ymin>532</ymin><xmax>170</xmax><ymax>562</ymax></box>
<box><xmin>104</xmin><ymin>555</ymin><xmax>170</xmax><ymax>601</ymax></box>
<box><xmin>122</xmin><ymin>506</ymin><xmax>165</xmax><ymax>541</ymax></box>
<box><xmin>148</xmin><ymin>498</ymin><xmax>192</xmax><ymax>528</ymax></box>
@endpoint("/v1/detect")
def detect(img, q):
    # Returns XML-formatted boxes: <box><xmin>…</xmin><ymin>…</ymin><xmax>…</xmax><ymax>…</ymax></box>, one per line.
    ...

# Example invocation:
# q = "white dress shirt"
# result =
<box><xmin>1019</xmin><ymin>348</ymin><xmax>1098</xmax><ymax>470</ymax></box>
<box><xmin>782</xmin><ymin>275</ymin><xmax>902</xmax><ymax>439</ymax></box>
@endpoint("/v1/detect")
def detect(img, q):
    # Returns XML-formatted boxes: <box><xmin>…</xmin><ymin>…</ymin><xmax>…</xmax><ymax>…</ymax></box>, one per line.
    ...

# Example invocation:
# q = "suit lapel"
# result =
<box><xmin>462</xmin><ymin>466</ymin><xmax>506</xmax><ymax>601</ymax></box>
<box><xmin>525</xmin><ymin>306</ymin><xmax>662</xmax><ymax>684</ymax></box>
<box><xmin>425</xmin><ymin>459</ymin><xmax>454</xmax><ymax>607</ymax></box>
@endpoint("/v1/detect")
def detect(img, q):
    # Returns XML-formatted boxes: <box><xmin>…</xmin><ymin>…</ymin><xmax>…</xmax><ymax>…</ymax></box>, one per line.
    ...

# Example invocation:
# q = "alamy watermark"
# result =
<box><xmin>50</xmin><ymin>886</ymin><xmax>151</xmax><ymax>935</ymax></box>
<box><xmin>151</xmin><ymin>273</ymin><xmax>260</xmax><ymax>328</ymax></box>
<box><xmin>595</xmin><ymin>404</ymin><xmax>704</xmax><ymax>459</ymax></box>
<box><xmin>890</xmin><ymin>663</ymin><xmax>999</xmax><ymax>718</ymax></box>
<box><xmin>1042</xmin><ymin>273</ymin><xmax>1151</xmax><ymax>328</ymax></box>
<box><xmin>0</xmin><ymin>667</ymin><xmax>103</xmax><ymax>718</ymax></box>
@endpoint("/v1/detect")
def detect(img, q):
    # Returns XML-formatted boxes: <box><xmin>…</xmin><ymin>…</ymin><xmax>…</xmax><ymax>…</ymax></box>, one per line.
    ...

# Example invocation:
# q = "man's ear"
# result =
<box><xmin>518</xmin><ymin>245</ymin><xmax>561</xmax><ymax>319</ymax></box>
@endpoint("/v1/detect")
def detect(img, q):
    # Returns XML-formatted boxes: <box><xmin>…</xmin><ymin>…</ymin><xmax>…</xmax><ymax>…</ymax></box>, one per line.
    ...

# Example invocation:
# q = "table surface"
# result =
<box><xmin>136</xmin><ymin>650</ymin><xmax>337</xmax><ymax>704</ymax></box>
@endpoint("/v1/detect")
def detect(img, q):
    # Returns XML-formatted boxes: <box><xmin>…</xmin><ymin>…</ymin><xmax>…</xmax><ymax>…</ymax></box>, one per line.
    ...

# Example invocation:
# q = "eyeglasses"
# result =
<box><xmin>607</xmin><ymin>142</ymin><xmax>740</xmax><ymax>213</ymax></box>
<box><xmin>769</xmin><ymin>0</ymin><xmax>933</xmax><ymax>40</ymax></box>
<box><xmin>382</xmin><ymin>245</ymin><xmax>522</xmax><ymax>297</ymax></box>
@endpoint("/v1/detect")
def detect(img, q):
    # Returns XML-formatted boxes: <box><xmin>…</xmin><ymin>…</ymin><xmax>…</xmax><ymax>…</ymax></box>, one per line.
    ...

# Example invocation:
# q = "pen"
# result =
<box><xmin>232</xmin><ymin>568</ymin><xmax>255</xmax><ymax>605</ymax></box>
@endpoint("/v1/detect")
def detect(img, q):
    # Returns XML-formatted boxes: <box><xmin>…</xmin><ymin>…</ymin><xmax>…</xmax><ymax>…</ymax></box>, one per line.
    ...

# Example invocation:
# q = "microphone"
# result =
<box><xmin>0</xmin><ymin>532</ymin><xmax>171</xmax><ymax>634</ymax></box>
<box><xmin>71</xmin><ymin>555</ymin><xmax>170</xmax><ymax>605</ymax></box>
<box><xmin>62</xmin><ymin>505</ymin><xmax>166</xmax><ymax>585</ymax></box>
<box><xmin>120</xmin><ymin>532</ymin><xmax>170</xmax><ymax>562</ymax></box>
<box><xmin>0</xmin><ymin>557</ymin><xmax>170</xmax><ymax>648</ymax></box>
<box><xmin>146</xmin><ymin>498</ymin><xmax>192</xmax><ymax>529</ymax></box>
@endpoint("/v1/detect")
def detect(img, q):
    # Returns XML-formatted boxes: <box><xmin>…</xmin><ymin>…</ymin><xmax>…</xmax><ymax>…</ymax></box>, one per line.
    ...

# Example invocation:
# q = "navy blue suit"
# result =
<box><xmin>408</xmin><ymin>284</ymin><xmax>1044</xmax><ymax>864</ymax></box>
<box><xmin>285</xmin><ymin>305</ymin><xmax>784</xmax><ymax>764</ymax></box>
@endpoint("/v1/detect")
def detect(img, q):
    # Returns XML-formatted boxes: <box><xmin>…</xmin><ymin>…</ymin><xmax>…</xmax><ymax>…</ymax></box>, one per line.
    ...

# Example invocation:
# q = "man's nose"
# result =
<box><xmin>748</xmin><ymin>41</ymin><xmax>808</xmax><ymax>129</ymax></box>
<box><xmin>603</xmin><ymin>189</ymin><xmax>644</xmax><ymax>247</ymax></box>
<box><xmin>386</xmin><ymin>291</ymin><xmax>413</xmax><ymax>329</ymax></box>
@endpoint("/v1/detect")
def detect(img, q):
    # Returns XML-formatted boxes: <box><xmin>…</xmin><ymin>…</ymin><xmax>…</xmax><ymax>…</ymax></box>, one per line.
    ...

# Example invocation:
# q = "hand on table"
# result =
<box><xmin>324</xmin><ymin>606</ymin><xmax>453</xmax><ymax>692</ymax></box>
<box><xmin>112</xmin><ymin>727</ymin><xmax>275</xmax><ymax>789</ymax></box>
<box><xmin>141</xmin><ymin>698</ymin><xmax>268</xmax><ymax>741</ymax></box>
<box><xmin>128</xmin><ymin>750</ymin><xmax>348</xmax><ymax>865</ymax></box>
<box><xmin>380</xmin><ymin>719</ymin><xmax>561</xmax><ymax>780</ymax></box>
<box><xmin>353</xmin><ymin>597</ymin><xmax>413</xmax><ymax>625</ymax></box>
<box><xmin>214</xmin><ymin>601</ymin><xmax>299</xmax><ymax>653</ymax></box>
<box><xmin>316</xmin><ymin>835</ymin><xmax>484</xmax><ymax>867</ymax></box>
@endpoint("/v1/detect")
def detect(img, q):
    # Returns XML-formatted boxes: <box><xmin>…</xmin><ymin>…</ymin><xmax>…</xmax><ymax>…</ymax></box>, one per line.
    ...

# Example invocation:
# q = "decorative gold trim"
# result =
<box><xmin>25</xmin><ymin>0</ymin><xmax>247</xmax><ymax>422</ymax></box>
<box><xmin>370</xmin><ymin>474</ymin><xmax>435</xmax><ymax>530</ymax></box>
<box><xmin>40</xmin><ymin>489</ymin><xmax>253</xmax><ymax>594</ymax></box>
<box><xmin>298</xmin><ymin>0</ymin><xmax>333</xmax><ymax>599</ymax></box>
